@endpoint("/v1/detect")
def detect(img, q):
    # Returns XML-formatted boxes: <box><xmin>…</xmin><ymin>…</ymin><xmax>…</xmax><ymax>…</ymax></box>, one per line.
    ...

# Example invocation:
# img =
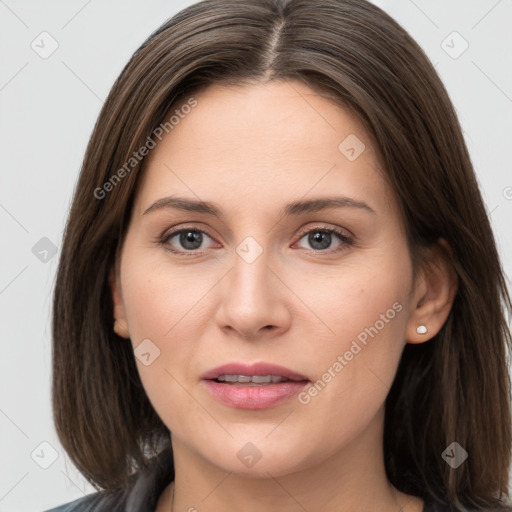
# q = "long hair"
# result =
<box><xmin>52</xmin><ymin>1</ymin><xmax>512</xmax><ymax>509</ymax></box>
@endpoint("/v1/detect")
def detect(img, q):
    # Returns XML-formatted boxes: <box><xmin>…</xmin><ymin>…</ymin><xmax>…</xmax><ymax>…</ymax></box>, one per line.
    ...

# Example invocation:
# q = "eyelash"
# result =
<box><xmin>157</xmin><ymin>224</ymin><xmax>354</xmax><ymax>257</ymax></box>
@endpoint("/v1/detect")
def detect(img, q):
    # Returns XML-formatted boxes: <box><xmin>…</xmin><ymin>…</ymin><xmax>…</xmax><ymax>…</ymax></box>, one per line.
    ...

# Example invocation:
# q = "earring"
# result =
<box><xmin>114</xmin><ymin>320</ymin><xmax>129</xmax><ymax>338</ymax></box>
<box><xmin>416</xmin><ymin>325</ymin><xmax>428</xmax><ymax>335</ymax></box>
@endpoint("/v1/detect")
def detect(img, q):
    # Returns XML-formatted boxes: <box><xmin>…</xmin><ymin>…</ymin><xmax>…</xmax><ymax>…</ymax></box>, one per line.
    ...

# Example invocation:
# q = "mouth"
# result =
<box><xmin>200</xmin><ymin>362</ymin><xmax>310</xmax><ymax>409</ymax></box>
<box><xmin>201</xmin><ymin>361</ymin><xmax>309</xmax><ymax>382</ymax></box>
<box><xmin>214</xmin><ymin>374</ymin><xmax>297</xmax><ymax>385</ymax></box>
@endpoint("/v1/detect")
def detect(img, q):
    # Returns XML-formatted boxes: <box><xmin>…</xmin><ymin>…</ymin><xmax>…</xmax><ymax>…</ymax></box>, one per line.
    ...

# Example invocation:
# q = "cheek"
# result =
<box><xmin>293</xmin><ymin>259</ymin><xmax>410</xmax><ymax>437</ymax></box>
<box><xmin>292</xmin><ymin>253</ymin><xmax>410</xmax><ymax>355</ymax></box>
<box><xmin>120</xmin><ymin>252</ymin><xmax>209</xmax><ymax>342</ymax></box>
<box><xmin>119</xmin><ymin>268</ymin><xmax>203</xmax><ymax>431</ymax></box>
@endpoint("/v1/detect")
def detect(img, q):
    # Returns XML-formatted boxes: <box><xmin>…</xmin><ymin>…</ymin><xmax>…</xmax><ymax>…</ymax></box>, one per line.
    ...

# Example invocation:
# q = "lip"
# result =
<box><xmin>202</xmin><ymin>380</ymin><xmax>309</xmax><ymax>409</ymax></box>
<box><xmin>200</xmin><ymin>362</ymin><xmax>310</xmax><ymax>410</ymax></box>
<box><xmin>200</xmin><ymin>362</ymin><xmax>309</xmax><ymax>382</ymax></box>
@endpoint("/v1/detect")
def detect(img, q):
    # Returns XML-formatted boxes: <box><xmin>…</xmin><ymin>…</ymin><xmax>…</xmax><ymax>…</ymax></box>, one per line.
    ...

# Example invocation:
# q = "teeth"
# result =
<box><xmin>216</xmin><ymin>375</ymin><xmax>290</xmax><ymax>384</ymax></box>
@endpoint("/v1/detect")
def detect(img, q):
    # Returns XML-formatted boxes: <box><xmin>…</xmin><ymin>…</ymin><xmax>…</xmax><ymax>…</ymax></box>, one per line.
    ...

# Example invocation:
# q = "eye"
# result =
<box><xmin>158</xmin><ymin>224</ymin><xmax>354</xmax><ymax>256</ymax></box>
<box><xmin>160</xmin><ymin>227</ymin><xmax>217</xmax><ymax>254</ymax></box>
<box><xmin>294</xmin><ymin>226</ymin><xmax>354</xmax><ymax>253</ymax></box>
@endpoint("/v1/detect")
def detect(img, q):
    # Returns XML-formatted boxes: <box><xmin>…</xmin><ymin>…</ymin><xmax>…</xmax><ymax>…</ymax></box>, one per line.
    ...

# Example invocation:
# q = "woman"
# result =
<box><xmin>46</xmin><ymin>0</ymin><xmax>512</xmax><ymax>511</ymax></box>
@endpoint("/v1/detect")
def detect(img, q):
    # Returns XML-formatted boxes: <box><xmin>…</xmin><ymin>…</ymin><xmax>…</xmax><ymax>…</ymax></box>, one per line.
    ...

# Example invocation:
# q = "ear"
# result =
<box><xmin>406</xmin><ymin>238</ymin><xmax>458</xmax><ymax>344</ymax></box>
<box><xmin>109</xmin><ymin>265</ymin><xmax>130</xmax><ymax>339</ymax></box>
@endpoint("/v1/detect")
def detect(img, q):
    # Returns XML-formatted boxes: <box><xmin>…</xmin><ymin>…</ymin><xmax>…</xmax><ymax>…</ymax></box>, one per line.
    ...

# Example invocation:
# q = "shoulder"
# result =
<box><xmin>423</xmin><ymin>496</ymin><xmax>512</xmax><ymax>512</ymax></box>
<box><xmin>42</xmin><ymin>488</ymin><xmax>132</xmax><ymax>512</ymax></box>
<box><xmin>43</xmin><ymin>446</ymin><xmax>174</xmax><ymax>512</ymax></box>
<box><xmin>42</xmin><ymin>492</ymin><xmax>106</xmax><ymax>512</ymax></box>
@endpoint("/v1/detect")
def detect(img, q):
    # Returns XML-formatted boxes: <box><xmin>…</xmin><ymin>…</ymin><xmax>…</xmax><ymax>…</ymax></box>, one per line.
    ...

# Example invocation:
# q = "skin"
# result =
<box><xmin>111</xmin><ymin>80</ymin><xmax>457</xmax><ymax>512</ymax></box>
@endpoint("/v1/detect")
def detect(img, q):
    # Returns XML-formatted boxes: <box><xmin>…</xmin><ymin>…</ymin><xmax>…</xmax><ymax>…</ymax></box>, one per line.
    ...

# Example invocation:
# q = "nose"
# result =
<box><xmin>215</xmin><ymin>244</ymin><xmax>292</xmax><ymax>340</ymax></box>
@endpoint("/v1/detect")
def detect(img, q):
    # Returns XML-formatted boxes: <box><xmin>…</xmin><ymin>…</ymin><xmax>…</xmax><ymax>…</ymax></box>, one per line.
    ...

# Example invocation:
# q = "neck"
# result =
<box><xmin>158</xmin><ymin>407</ymin><xmax>423</xmax><ymax>512</ymax></box>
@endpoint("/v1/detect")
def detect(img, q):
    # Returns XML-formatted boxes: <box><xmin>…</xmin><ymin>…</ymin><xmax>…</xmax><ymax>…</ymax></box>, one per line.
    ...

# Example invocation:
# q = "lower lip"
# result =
<box><xmin>202</xmin><ymin>380</ymin><xmax>309</xmax><ymax>409</ymax></box>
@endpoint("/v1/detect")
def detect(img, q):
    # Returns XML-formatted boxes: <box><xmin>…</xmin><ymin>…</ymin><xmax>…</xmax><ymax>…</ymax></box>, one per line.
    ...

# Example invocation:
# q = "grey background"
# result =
<box><xmin>1</xmin><ymin>1</ymin><xmax>511</xmax><ymax>511</ymax></box>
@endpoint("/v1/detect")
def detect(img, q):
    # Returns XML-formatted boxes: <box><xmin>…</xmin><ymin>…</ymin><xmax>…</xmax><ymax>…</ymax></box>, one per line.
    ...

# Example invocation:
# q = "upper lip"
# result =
<box><xmin>201</xmin><ymin>362</ymin><xmax>309</xmax><ymax>382</ymax></box>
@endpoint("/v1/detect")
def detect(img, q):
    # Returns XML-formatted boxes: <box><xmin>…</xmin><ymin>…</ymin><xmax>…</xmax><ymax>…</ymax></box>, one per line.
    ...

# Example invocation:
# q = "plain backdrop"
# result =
<box><xmin>1</xmin><ymin>1</ymin><xmax>511</xmax><ymax>511</ymax></box>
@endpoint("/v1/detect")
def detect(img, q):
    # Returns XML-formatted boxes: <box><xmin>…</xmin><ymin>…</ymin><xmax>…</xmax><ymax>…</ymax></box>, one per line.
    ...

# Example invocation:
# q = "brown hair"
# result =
<box><xmin>52</xmin><ymin>0</ymin><xmax>512</xmax><ymax>509</ymax></box>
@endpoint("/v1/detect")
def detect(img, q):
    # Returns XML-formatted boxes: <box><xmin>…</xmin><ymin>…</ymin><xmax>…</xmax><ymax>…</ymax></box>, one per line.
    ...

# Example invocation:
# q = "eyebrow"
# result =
<box><xmin>143</xmin><ymin>195</ymin><xmax>376</xmax><ymax>217</ymax></box>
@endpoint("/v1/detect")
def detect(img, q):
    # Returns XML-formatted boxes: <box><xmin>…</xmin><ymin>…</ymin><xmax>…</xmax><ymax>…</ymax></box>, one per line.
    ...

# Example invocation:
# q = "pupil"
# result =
<box><xmin>180</xmin><ymin>231</ymin><xmax>202</xmax><ymax>250</ymax></box>
<box><xmin>309</xmin><ymin>231</ymin><xmax>331</xmax><ymax>250</ymax></box>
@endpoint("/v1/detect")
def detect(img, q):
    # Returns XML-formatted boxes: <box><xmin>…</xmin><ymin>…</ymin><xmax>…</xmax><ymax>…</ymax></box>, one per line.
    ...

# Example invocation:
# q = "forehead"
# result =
<box><xmin>157</xmin><ymin>80</ymin><xmax>370</xmax><ymax>158</ymax></box>
<box><xmin>135</xmin><ymin>80</ymin><xmax>396</xmax><ymax>219</ymax></box>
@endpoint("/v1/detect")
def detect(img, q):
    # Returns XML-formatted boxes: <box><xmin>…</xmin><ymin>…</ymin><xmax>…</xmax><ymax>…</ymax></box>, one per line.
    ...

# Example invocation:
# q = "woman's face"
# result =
<box><xmin>114</xmin><ymin>80</ymin><xmax>421</xmax><ymax>477</ymax></box>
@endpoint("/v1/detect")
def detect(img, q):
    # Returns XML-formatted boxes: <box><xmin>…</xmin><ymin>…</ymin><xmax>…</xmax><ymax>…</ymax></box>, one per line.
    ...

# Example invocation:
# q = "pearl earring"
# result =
<box><xmin>416</xmin><ymin>325</ymin><xmax>428</xmax><ymax>335</ymax></box>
